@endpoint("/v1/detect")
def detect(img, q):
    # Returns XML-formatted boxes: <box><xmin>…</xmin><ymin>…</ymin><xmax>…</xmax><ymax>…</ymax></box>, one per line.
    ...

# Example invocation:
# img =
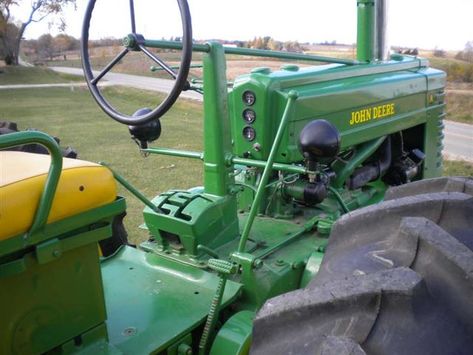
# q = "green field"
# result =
<box><xmin>0</xmin><ymin>66</ymin><xmax>83</xmax><ymax>84</ymax></box>
<box><xmin>1</xmin><ymin>67</ymin><xmax>472</xmax><ymax>243</ymax></box>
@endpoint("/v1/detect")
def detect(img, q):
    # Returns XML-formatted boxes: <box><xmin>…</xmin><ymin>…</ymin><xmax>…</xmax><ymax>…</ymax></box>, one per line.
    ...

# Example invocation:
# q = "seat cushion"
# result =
<box><xmin>0</xmin><ymin>151</ymin><xmax>117</xmax><ymax>240</ymax></box>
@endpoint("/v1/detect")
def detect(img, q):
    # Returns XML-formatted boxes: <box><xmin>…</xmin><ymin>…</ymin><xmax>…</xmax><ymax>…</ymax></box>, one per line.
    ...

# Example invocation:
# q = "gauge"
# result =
<box><xmin>242</xmin><ymin>126</ymin><xmax>256</xmax><ymax>141</ymax></box>
<box><xmin>242</xmin><ymin>91</ymin><xmax>256</xmax><ymax>106</ymax></box>
<box><xmin>243</xmin><ymin>109</ymin><xmax>256</xmax><ymax>123</ymax></box>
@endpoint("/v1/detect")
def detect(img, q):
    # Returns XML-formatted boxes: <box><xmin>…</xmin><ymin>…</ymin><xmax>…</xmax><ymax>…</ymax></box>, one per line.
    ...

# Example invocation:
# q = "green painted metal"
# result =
<box><xmin>0</xmin><ymin>243</ymin><xmax>108</xmax><ymax>355</ymax></box>
<box><xmin>143</xmin><ymin>147</ymin><xmax>204</xmax><ymax>160</ymax></box>
<box><xmin>199</xmin><ymin>259</ymin><xmax>237</xmax><ymax>354</ymax></box>
<box><xmin>142</xmin><ymin>190</ymin><xmax>239</xmax><ymax>260</ymax></box>
<box><xmin>210</xmin><ymin>311</ymin><xmax>254</xmax><ymax>355</ymax></box>
<box><xmin>0</xmin><ymin>197</ymin><xmax>126</xmax><ymax>259</ymax></box>
<box><xmin>0</xmin><ymin>131</ymin><xmax>63</xmax><ymax>237</ymax></box>
<box><xmin>228</xmin><ymin>57</ymin><xmax>437</xmax><ymax>165</ymax></box>
<box><xmin>99</xmin><ymin>246</ymin><xmax>242</xmax><ymax>354</ymax></box>
<box><xmin>299</xmin><ymin>251</ymin><xmax>325</xmax><ymax>287</ymax></box>
<box><xmin>332</xmin><ymin>136</ymin><xmax>387</xmax><ymax>188</ymax></box>
<box><xmin>143</xmin><ymin>148</ymin><xmax>312</xmax><ymax>176</ymax></box>
<box><xmin>357</xmin><ymin>0</ymin><xmax>376</xmax><ymax>62</ymax></box>
<box><xmin>255</xmin><ymin>215</ymin><xmax>321</xmax><ymax>260</ymax></box>
<box><xmin>145</xmin><ymin>191</ymin><xmax>232</xmax><ymax>253</ymax></box>
<box><xmin>231</xmin><ymin>157</ymin><xmax>309</xmax><ymax>174</ymax></box>
<box><xmin>327</xmin><ymin>186</ymin><xmax>350</xmax><ymax>213</ymax></box>
<box><xmin>60</xmin><ymin>324</ymin><xmax>118</xmax><ymax>354</ymax></box>
<box><xmin>144</xmin><ymin>39</ymin><xmax>359</xmax><ymax>65</ymax></box>
<box><xmin>151</xmin><ymin>63</ymin><xmax>203</xmax><ymax>72</ymax></box>
<box><xmin>202</xmin><ymin>42</ymin><xmax>235</xmax><ymax>197</ymax></box>
<box><xmin>238</xmin><ymin>92</ymin><xmax>298</xmax><ymax>253</ymax></box>
<box><xmin>230</xmin><ymin>216</ymin><xmax>328</xmax><ymax>309</ymax></box>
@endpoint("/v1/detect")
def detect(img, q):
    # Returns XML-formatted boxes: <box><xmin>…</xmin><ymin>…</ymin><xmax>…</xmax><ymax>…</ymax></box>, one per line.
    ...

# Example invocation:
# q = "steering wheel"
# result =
<box><xmin>81</xmin><ymin>0</ymin><xmax>192</xmax><ymax>125</ymax></box>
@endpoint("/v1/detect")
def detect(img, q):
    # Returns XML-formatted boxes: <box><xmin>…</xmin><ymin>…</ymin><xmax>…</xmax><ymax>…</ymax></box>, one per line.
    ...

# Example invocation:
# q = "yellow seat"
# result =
<box><xmin>0</xmin><ymin>151</ymin><xmax>117</xmax><ymax>241</ymax></box>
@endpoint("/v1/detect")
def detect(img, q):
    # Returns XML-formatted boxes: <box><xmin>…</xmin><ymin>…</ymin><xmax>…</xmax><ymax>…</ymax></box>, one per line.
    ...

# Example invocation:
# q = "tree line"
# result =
<box><xmin>23</xmin><ymin>33</ymin><xmax>78</xmax><ymax>61</ymax></box>
<box><xmin>237</xmin><ymin>36</ymin><xmax>306</xmax><ymax>53</ymax></box>
<box><xmin>1</xmin><ymin>0</ymin><xmax>75</xmax><ymax>65</ymax></box>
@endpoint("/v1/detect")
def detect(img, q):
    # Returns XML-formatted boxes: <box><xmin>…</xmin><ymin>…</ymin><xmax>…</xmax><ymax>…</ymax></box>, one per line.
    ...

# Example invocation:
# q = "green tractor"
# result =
<box><xmin>1</xmin><ymin>0</ymin><xmax>472</xmax><ymax>354</ymax></box>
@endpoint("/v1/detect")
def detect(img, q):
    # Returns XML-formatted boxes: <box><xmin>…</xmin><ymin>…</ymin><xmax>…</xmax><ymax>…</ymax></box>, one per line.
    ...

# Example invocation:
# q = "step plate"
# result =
<box><xmin>101</xmin><ymin>247</ymin><xmax>242</xmax><ymax>353</ymax></box>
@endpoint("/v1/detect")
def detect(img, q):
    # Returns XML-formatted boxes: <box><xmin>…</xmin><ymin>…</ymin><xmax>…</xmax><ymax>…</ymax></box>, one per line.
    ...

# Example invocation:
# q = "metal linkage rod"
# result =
<box><xmin>144</xmin><ymin>40</ymin><xmax>359</xmax><ymax>65</ymax></box>
<box><xmin>232</xmin><ymin>157</ymin><xmax>308</xmax><ymax>175</ymax></box>
<box><xmin>142</xmin><ymin>147</ymin><xmax>310</xmax><ymax>175</ymax></box>
<box><xmin>100</xmin><ymin>163</ymin><xmax>162</xmax><ymax>213</ymax></box>
<box><xmin>142</xmin><ymin>147</ymin><xmax>204</xmax><ymax>160</ymax></box>
<box><xmin>333</xmin><ymin>136</ymin><xmax>386</xmax><ymax>188</ymax></box>
<box><xmin>237</xmin><ymin>91</ymin><xmax>299</xmax><ymax>253</ymax></box>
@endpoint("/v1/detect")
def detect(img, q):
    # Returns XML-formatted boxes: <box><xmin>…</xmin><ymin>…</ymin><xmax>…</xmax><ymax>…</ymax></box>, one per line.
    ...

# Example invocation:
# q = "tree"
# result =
<box><xmin>0</xmin><ymin>9</ymin><xmax>19</xmax><ymax>64</ymax></box>
<box><xmin>267</xmin><ymin>38</ymin><xmax>282</xmax><ymax>51</ymax></box>
<box><xmin>0</xmin><ymin>0</ymin><xmax>76</xmax><ymax>65</ymax></box>
<box><xmin>37</xmin><ymin>33</ymin><xmax>53</xmax><ymax>59</ymax></box>
<box><xmin>433</xmin><ymin>47</ymin><xmax>446</xmax><ymax>58</ymax></box>
<box><xmin>53</xmin><ymin>33</ymin><xmax>78</xmax><ymax>52</ymax></box>
<box><xmin>455</xmin><ymin>41</ymin><xmax>473</xmax><ymax>63</ymax></box>
<box><xmin>252</xmin><ymin>37</ymin><xmax>264</xmax><ymax>49</ymax></box>
<box><xmin>283</xmin><ymin>40</ymin><xmax>304</xmax><ymax>53</ymax></box>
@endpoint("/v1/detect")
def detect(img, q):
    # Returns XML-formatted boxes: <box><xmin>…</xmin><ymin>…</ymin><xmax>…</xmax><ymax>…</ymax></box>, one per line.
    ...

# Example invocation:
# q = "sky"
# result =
<box><xmin>8</xmin><ymin>0</ymin><xmax>473</xmax><ymax>50</ymax></box>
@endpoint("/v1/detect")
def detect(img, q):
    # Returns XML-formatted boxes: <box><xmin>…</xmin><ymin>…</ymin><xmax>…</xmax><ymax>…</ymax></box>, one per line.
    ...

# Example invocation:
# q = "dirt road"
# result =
<box><xmin>444</xmin><ymin>121</ymin><xmax>473</xmax><ymax>162</ymax></box>
<box><xmin>50</xmin><ymin>67</ymin><xmax>202</xmax><ymax>101</ymax></box>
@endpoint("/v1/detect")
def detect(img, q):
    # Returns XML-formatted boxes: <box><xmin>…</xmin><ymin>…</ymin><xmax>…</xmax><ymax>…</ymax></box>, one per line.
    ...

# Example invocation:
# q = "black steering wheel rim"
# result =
<box><xmin>81</xmin><ymin>0</ymin><xmax>192</xmax><ymax>125</ymax></box>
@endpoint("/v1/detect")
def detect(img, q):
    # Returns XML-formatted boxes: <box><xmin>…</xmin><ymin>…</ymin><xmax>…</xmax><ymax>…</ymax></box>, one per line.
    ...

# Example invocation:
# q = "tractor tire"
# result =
<box><xmin>99</xmin><ymin>211</ymin><xmax>134</xmax><ymax>257</ymax></box>
<box><xmin>251</xmin><ymin>177</ymin><xmax>473</xmax><ymax>355</ymax></box>
<box><xmin>0</xmin><ymin>121</ymin><xmax>77</xmax><ymax>158</ymax></box>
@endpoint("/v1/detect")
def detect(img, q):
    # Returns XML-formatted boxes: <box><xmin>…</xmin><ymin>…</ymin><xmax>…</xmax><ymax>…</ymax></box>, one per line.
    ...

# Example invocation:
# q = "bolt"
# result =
<box><xmin>291</xmin><ymin>261</ymin><xmax>304</xmax><ymax>269</ymax></box>
<box><xmin>253</xmin><ymin>143</ymin><xmax>261</xmax><ymax>152</ymax></box>
<box><xmin>288</xmin><ymin>90</ymin><xmax>299</xmax><ymax>100</ymax></box>
<box><xmin>178</xmin><ymin>343</ymin><xmax>193</xmax><ymax>355</ymax></box>
<box><xmin>253</xmin><ymin>259</ymin><xmax>263</xmax><ymax>269</ymax></box>
<box><xmin>122</xmin><ymin>327</ymin><xmax>137</xmax><ymax>337</ymax></box>
<box><xmin>275</xmin><ymin>259</ymin><xmax>285</xmax><ymax>266</ymax></box>
<box><xmin>123</xmin><ymin>36</ymin><xmax>131</xmax><ymax>47</ymax></box>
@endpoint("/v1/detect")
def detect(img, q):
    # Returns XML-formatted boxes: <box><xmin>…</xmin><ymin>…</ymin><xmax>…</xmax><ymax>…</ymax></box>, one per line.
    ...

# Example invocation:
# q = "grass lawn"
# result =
<box><xmin>443</xmin><ymin>159</ymin><xmax>473</xmax><ymax>176</ymax></box>
<box><xmin>446</xmin><ymin>91</ymin><xmax>473</xmax><ymax>124</ymax></box>
<box><xmin>0</xmin><ymin>86</ymin><xmax>203</xmax><ymax>243</ymax></box>
<box><xmin>0</xmin><ymin>66</ymin><xmax>83</xmax><ymax>85</ymax></box>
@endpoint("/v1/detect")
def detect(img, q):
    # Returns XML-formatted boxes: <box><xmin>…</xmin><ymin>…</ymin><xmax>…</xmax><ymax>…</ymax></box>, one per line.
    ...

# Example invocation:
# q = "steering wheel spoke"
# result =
<box><xmin>91</xmin><ymin>48</ymin><xmax>129</xmax><ymax>85</ymax></box>
<box><xmin>139</xmin><ymin>45</ymin><xmax>177</xmax><ymax>79</ymax></box>
<box><xmin>129</xmin><ymin>0</ymin><xmax>136</xmax><ymax>33</ymax></box>
<box><xmin>81</xmin><ymin>0</ymin><xmax>193</xmax><ymax>125</ymax></box>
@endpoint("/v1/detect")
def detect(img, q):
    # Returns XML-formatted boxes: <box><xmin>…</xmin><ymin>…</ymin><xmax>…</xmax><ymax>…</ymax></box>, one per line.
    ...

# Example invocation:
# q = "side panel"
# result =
<box><xmin>0</xmin><ymin>244</ymin><xmax>106</xmax><ymax>354</ymax></box>
<box><xmin>229</xmin><ymin>63</ymin><xmax>446</xmax><ymax>180</ymax></box>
